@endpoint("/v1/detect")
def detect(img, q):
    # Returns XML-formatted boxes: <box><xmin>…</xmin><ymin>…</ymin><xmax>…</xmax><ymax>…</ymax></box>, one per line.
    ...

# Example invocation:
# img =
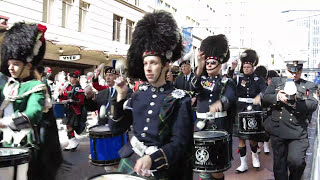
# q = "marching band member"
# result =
<box><xmin>58</xmin><ymin>70</ymin><xmax>86</xmax><ymax>151</ymax></box>
<box><xmin>0</xmin><ymin>22</ymin><xmax>61</xmax><ymax>180</ymax></box>
<box><xmin>232</xmin><ymin>49</ymin><xmax>267</xmax><ymax>173</ymax></box>
<box><xmin>191</xmin><ymin>34</ymin><xmax>236</xmax><ymax>180</ymax></box>
<box><xmin>109</xmin><ymin>11</ymin><xmax>193</xmax><ymax>179</ymax></box>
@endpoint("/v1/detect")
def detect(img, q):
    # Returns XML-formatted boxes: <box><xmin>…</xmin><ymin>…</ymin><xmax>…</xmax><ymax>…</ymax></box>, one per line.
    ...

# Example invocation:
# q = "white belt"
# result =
<box><xmin>238</xmin><ymin>98</ymin><xmax>254</xmax><ymax>103</ymax></box>
<box><xmin>130</xmin><ymin>136</ymin><xmax>158</xmax><ymax>157</ymax></box>
<box><xmin>196</xmin><ymin>111</ymin><xmax>227</xmax><ymax>119</ymax></box>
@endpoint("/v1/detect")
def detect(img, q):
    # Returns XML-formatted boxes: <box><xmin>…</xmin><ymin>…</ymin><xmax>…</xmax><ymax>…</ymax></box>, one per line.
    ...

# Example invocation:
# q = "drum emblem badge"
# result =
<box><xmin>195</xmin><ymin>149</ymin><xmax>209</xmax><ymax>164</ymax></box>
<box><xmin>248</xmin><ymin>118</ymin><xmax>257</xmax><ymax>129</ymax></box>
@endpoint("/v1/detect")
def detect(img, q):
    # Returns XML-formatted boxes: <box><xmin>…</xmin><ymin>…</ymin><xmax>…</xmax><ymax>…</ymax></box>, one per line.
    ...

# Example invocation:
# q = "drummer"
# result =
<box><xmin>84</xmin><ymin>66</ymin><xmax>132</xmax><ymax>125</ymax></box>
<box><xmin>231</xmin><ymin>49</ymin><xmax>267</xmax><ymax>173</ymax></box>
<box><xmin>108</xmin><ymin>11</ymin><xmax>193</xmax><ymax>179</ymax></box>
<box><xmin>0</xmin><ymin>22</ymin><xmax>61</xmax><ymax>180</ymax></box>
<box><xmin>190</xmin><ymin>34</ymin><xmax>236</xmax><ymax>180</ymax></box>
<box><xmin>58</xmin><ymin>70</ymin><xmax>86</xmax><ymax>151</ymax></box>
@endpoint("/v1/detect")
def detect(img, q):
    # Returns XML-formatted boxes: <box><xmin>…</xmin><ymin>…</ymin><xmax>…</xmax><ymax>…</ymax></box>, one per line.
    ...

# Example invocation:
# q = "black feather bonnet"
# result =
<box><xmin>127</xmin><ymin>10</ymin><xmax>183</xmax><ymax>81</ymax></box>
<box><xmin>240</xmin><ymin>49</ymin><xmax>259</xmax><ymax>67</ymax></box>
<box><xmin>199</xmin><ymin>34</ymin><xmax>230</xmax><ymax>64</ymax></box>
<box><xmin>1</xmin><ymin>22</ymin><xmax>47</xmax><ymax>76</ymax></box>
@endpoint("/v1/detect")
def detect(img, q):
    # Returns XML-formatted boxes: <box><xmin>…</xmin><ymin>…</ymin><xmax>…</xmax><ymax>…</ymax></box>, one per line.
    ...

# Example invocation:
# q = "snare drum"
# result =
<box><xmin>53</xmin><ymin>102</ymin><xmax>66</xmax><ymax>118</ymax></box>
<box><xmin>193</xmin><ymin>130</ymin><xmax>231</xmax><ymax>173</ymax></box>
<box><xmin>238</xmin><ymin>111</ymin><xmax>266</xmax><ymax>135</ymax></box>
<box><xmin>89</xmin><ymin>125</ymin><xmax>127</xmax><ymax>166</ymax></box>
<box><xmin>0</xmin><ymin>148</ymin><xmax>30</xmax><ymax>180</ymax></box>
<box><xmin>87</xmin><ymin>173</ymin><xmax>146</xmax><ymax>180</ymax></box>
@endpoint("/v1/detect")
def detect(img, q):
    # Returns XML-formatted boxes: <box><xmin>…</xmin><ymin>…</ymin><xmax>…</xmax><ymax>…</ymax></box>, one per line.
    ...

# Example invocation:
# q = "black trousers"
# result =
<box><xmin>270</xmin><ymin>135</ymin><xmax>309</xmax><ymax>180</ymax></box>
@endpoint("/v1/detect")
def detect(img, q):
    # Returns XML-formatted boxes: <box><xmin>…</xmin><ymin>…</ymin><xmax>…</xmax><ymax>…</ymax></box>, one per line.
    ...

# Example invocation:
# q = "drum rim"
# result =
<box><xmin>193</xmin><ymin>162</ymin><xmax>232</xmax><ymax>173</ymax></box>
<box><xmin>89</xmin><ymin>125</ymin><xmax>112</xmax><ymax>136</ymax></box>
<box><xmin>0</xmin><ymin>148</ymin><xmax>30</xmax><ymax>168</ymax></box>
<box><xmin>86</xmin><ymin>172</ymin><xmax>146</xmax><ymax>180</ymax></box>
<box><xmin>89</xmin><ymin>154</ymin><xmax>121</xmax><ymax>166</ymax></box>
<box><xmin>238</xmin><ymin>111</ymin><xmax>264</xmax><ymax>114</ymax></box>
<box><xmin>194</xmin><ymin>130</ymin><xmax>229</xmax><ymax>139</ymax></box>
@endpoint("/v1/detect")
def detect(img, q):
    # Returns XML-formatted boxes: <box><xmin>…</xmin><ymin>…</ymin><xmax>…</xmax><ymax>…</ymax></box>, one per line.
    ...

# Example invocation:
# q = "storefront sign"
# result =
<box><xmin>59</xmin><ymin>54</ymin><xmax>81</xmax><ymax>61</ymax></box>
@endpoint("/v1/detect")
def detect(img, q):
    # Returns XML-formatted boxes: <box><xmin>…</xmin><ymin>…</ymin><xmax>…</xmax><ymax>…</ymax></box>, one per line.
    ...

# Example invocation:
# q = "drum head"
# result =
<box><xmin>194</xmin><ymin>130</ymin><xmax>228</xmax><ymax>140</ymax></box>
<box><xmin>0</xmin><ymin>148</ymin><xmax>29</xmax><ymax>157</ymax></box>
<box><xmin>89</xmin><ymin>173</ymin><xmax>145</xmax><ymax>180</ymax></box>
<box><xmin>89</xmin><ymin>125</ymin><xmax>111</xmax><ymax>136</ymax></box>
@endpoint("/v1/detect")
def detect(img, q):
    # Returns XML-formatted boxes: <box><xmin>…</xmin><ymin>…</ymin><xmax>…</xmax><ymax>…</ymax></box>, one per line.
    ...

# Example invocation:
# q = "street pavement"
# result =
<box><xmin>55</xmin><ymin>111</ymin><xmax>317</xmax><ymax>180</ymax></box>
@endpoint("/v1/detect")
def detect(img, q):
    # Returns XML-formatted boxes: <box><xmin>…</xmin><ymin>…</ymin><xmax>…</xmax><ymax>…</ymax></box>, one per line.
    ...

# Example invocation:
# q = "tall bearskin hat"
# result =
<box><xmin>127</xmin><ymin>10</ymin><xmax>183</xmax><ymax>81</ymax></box>
<box><xmin>1</xmin><ymin>22</ymin><xmax>47</xmax><ymax>76</ymax></box>
<box><xmin>199</xmin><ymin>34</ymin><xmax>230</xmax><ymax>64</ymax></box>
<box><xmin>240</xmin><ymin>49</ymin><xmax>259</xmax><ymax>67</ymax></box>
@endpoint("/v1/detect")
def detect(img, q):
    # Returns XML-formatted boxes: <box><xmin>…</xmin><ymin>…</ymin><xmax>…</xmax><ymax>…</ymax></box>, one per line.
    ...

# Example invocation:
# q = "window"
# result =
<box><xmin>186</xmin><ymin>16</ymin><xmax>190</xmax><ymax>20</ymax></box>
<box><xmin>157</xmin><ymin>0</ymin><xmax>163</xmax><ymax>5</ymax></box>
<box><xmin>43</xmin><ymin>0</ymin><xmax>55</xmax><ymax>23</ymax></box>
<box><xmin>113</xmin><ymin>14</ymin><xmax>123</xmax><ymax>42</ymax></box>
<box><xmin>165</xmin><ymin>3</ymin><xmax>170</xmax><ymax>8</ymax></box>
<box><xmin>62</xmin><ymin>0</ymin><xmax>73</xmax><ymax>28</ymax></box>
<box><xmin>79</xmin><ymin>1</ymin><xmax>90</xmax><ymax>32</ymax></box>
<box><xmin>126</xmin><ymin>19</ymin><xmax>134</xmax><ymax>44</ymax></box>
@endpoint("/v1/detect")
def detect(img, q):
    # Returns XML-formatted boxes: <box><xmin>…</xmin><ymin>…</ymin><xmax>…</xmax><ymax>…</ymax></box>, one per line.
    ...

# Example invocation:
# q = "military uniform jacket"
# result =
<box><xmin>109</xmin><ymin>82</ymin><xmax>193</xmax><ymax>177</ymax></box>
<box><xmin>174</xmin><ymin>72</ymin><xmax>194</xmax><ymax>91</ymax></box>
<box><xmin>262</xmin><ymin>77</ymin><xmax>318</xmax><ymax>139</ymax></box>
<box><xmin>234</xmin><ymin>73</ymin><xmax>267</xmax><ymax>112</ymax></box>
<box><xmin>191</xmin><ymin>75</ymin><xmax>236</xmax><ymax>114</ymax></box>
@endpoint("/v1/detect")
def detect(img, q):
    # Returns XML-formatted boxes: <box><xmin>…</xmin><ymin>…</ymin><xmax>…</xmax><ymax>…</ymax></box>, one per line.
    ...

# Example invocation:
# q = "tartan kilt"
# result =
<box><xmin>117</xmin><ymin>153</ymin><xmax>169</xmax><ymax>180</ymax></box>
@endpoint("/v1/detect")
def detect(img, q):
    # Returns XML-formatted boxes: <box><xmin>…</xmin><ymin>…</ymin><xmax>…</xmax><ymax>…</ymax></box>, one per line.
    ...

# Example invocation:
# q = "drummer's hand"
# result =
<box><xmin>231</xmin><ymin>59</ymin><xmax>238</xmax><ymax>70</ymax></box>
<box><xmin>209</xmin><ymin>101</ymin><xmax>222</xmax><ymax>113</ymax></box>
<box><xmin>134</xmin><ymin>155</ymin><xmax>152</xmax><ymax>176</ymax></box>
<box><xmin>114</xmin><ymin>77</ymin><xmax>128</xmax><ymax>102</ymax></box>
<box><xmin>253</xmin><ymin>95</ymin><xmax>261</xmax><ymax>105</ymax></box>
<box><xmin>197</xmin><ymin>51</ymin><xmax>206</xmax><ymax>68</ymax></box>
<box><xmin>277</xmin><ymin>90</ymin><xmax>288</xmax><ymax>104</ymax></box>
<box><xmin>0</xmin><ymin>121</ymin><xmax>7</xmax><ymax>128</ymax></box>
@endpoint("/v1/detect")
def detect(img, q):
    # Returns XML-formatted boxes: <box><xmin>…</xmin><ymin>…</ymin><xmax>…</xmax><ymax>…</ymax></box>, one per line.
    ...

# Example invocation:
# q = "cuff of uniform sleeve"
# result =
<box><xmin>190</xmin><ymin>75</ymin><xmax>201</xmax><ymax>87</ymax></box>
<box><xmin>150</xmin><ymin>148</ymin><xmax>169</xmax><ymax>170</ymax></box>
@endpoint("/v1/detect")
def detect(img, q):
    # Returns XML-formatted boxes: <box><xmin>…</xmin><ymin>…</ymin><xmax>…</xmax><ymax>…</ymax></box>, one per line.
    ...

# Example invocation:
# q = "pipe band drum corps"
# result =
<box><xmin>88</xmin><ymin>125</ymin><xmax>128</xmax><ymax>166</ymax></box>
